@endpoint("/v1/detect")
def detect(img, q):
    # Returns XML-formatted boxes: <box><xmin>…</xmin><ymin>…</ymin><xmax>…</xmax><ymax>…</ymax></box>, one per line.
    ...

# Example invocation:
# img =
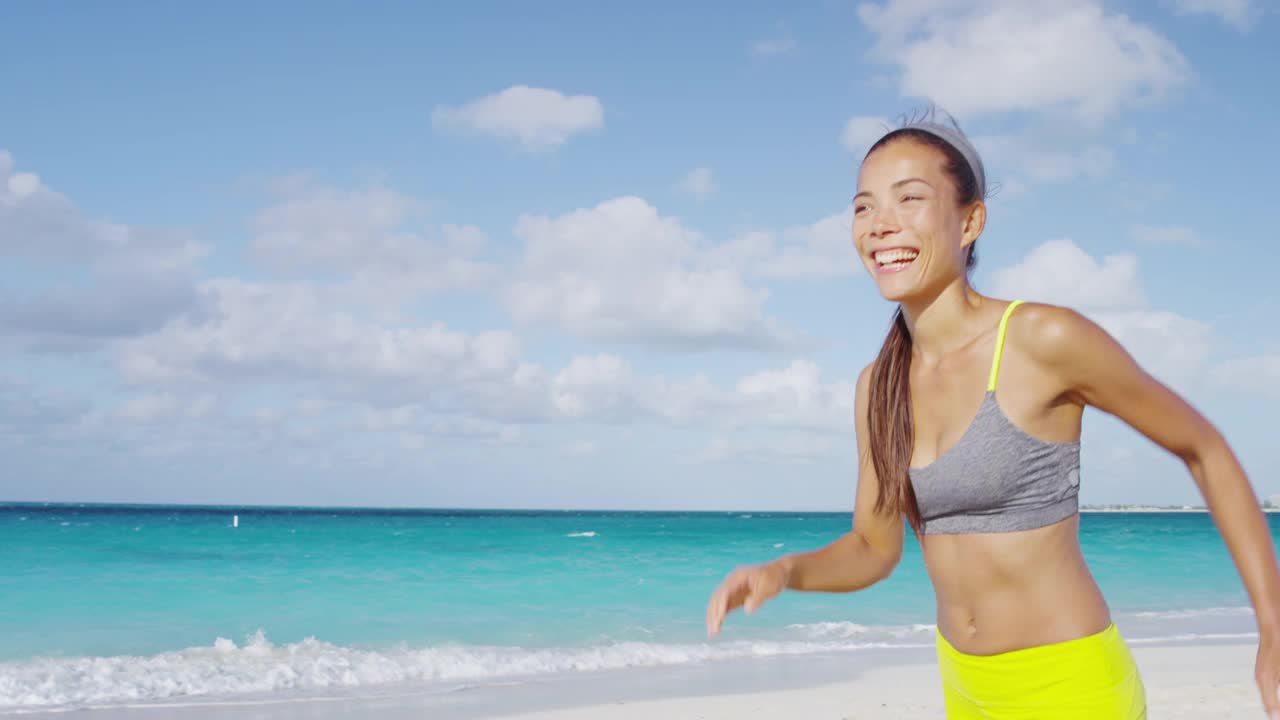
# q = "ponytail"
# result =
<box><xmin>868</xmin><ymin>308</ymin><xmax>923</xmax><ymax>533</ymax></box>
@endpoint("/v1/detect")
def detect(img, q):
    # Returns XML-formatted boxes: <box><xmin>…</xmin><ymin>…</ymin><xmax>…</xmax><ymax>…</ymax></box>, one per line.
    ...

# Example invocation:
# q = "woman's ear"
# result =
<box><xmin>960</xmin><ymin>201</ymin><xmax>986</xmax><ymax>252</ymax></box>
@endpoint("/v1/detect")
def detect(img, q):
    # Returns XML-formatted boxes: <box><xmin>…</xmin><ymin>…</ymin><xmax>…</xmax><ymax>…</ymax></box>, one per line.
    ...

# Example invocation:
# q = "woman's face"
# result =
<box><xmin>851</xmin><ymin>140</ymin><xmax>979</xmax><ymax>303</ymax></box>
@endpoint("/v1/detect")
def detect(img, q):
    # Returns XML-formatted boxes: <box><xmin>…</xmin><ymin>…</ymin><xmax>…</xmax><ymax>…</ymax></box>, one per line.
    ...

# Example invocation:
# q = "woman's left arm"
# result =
<box><xmin>1026</xmin><ymin>304</ymin><xmax>1280</xmax><ymax>717</ymax></box>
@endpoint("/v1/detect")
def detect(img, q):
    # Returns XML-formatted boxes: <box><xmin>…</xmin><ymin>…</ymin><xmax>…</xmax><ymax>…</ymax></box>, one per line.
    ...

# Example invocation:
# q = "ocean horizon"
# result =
<box><xmin>1</xmin><ymin>501</ymin><xmax>1268</xmax><ymax>714</ymax></box>
<box><xmin>1</xmin><ymin>499</ymin><xmax>1252</xmax><ymax>513</ymax></box>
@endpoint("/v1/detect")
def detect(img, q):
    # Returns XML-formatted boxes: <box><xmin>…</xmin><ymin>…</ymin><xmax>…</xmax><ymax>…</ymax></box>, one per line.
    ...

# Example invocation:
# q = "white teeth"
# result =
<box><xmin>874</xmin><ymin>249</ymin><xmax>918</xmax><ymax>266</ymax></box>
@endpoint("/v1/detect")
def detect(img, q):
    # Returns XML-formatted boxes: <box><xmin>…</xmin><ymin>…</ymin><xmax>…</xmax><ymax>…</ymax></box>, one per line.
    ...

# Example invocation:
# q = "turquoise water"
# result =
<box><xmin>0</xmin><ymin>503</ymin><xmax>1267</xmax><ymax>711</ymax></box>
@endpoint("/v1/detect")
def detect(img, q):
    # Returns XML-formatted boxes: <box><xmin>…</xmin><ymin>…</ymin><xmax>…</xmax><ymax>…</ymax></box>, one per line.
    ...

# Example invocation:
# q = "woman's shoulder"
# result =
<box><xmin>1001</xmin><ymin>300</ymin><xmax>1115</xmax><ymax>367</ymax></box>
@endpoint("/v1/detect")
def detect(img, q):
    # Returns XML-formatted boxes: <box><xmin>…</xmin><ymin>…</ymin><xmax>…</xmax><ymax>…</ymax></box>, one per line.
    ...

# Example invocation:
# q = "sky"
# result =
<box><xmin>1</xmin><ymin>0</ymin><xmax>1278</xmax><ymax>510</ymax></box>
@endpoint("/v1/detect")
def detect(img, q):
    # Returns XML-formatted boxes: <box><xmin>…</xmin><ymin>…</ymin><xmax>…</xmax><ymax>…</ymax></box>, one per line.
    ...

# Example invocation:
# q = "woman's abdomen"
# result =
<box><xmin>923</xmin><ymin>517</ymin><xmax>1111</xmax><ymax>656</ymax></box>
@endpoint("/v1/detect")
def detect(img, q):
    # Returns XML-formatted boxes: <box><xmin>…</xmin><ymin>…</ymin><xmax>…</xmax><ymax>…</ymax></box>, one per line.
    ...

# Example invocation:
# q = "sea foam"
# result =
<box><xmin>0</xmin><ymin>631</ymin><xmax>929</xmax><ymax>710</ymax></box>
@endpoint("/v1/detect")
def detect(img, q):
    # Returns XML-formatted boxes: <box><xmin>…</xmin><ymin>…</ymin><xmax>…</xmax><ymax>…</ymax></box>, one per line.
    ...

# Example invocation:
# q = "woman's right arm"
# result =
<box><xmin>774</xmin><ymin>363</ymin><xmax>904</xmax><ymax>592</ymax></box>
<box><xmin>706</xmin><ymin>366</ymin><xmax>904</xmax><ymax>636</ymax></box>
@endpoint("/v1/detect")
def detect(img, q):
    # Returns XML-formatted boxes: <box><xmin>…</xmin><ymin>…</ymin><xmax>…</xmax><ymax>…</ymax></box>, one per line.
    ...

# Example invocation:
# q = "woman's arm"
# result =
<box><xmin>774</xmin><ymin>529</ymin><xmax>901</xmax><ymax>593</ymax></box>
<box><xmin>777</xmin><ymin>363</ymin><xmax>904</xmax><ymax>592</ymax></box>
<box><xmin>1021</xmin><ymin>303</ymin><xmax>1280</xmax><ymax>715</ymax></box>
<box><xmin>705</xmin><ymin>365</ymin><xmax>904</xmax><ymax>636</ymax></box>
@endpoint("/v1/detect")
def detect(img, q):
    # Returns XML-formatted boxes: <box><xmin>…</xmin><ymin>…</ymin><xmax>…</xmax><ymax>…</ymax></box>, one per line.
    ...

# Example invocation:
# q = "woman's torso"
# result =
<box><xmin>908</xmin><ymin>299</ymin><xmax>1110</xmax><ymax>655</ymax></box>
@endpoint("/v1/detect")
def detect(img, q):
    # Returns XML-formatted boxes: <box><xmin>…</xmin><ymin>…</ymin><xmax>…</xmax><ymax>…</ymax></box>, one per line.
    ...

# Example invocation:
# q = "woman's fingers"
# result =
<box><xmin>705</xmin><ymin>586</ymin><xmax>725</xmax><ymax>636</ymax></box>
<box><xmin>706</xmin><ymin>570</ymin><xmax>749</xmax><ymax>637</ymax></box>
<box><xmin>707</xmin><ymin>567</ymin><xmax>781</xmax><ymax>636</ymax></box>
<box><xmin>743</xmin><ymin>572</ymin><xmax>763</xmax><ymax>613</ymax></box>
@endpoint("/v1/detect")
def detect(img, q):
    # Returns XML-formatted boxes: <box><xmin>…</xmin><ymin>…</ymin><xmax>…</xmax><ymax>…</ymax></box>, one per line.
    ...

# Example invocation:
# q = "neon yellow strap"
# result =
<box><xmin>987</xmin><ymin>300</ymin><xmax>1024</xmax><ymax>392</ymax></box>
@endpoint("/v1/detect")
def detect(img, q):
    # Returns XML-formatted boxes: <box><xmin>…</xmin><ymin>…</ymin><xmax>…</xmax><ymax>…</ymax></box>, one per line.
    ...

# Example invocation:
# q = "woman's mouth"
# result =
<box><xmin>873</xmin><ymin>248</ymin><xmax>918</xmax><ymax>274</ymax></box>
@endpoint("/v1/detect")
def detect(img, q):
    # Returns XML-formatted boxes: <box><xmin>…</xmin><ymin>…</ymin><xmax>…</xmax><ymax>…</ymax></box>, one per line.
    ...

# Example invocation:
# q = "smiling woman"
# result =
<box><xmin>706</xmin><ymin>108</ymin><xmax>1280</xmax><ymax>720</ymax></box>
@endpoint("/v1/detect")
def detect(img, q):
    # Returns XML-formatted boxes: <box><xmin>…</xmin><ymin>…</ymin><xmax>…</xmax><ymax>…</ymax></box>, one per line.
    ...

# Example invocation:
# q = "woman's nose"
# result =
<box><xmin>872</xmin><ymin>207</ymin><xmax>900</xmax><ymax>237</ymax></box>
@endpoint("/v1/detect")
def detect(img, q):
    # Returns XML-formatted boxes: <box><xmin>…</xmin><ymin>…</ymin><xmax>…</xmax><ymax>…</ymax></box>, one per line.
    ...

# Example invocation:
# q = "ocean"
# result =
<box><xmin>0</xmin><ymin>503</ymin><xmax>1266</xmax><ymax>714</ymax></box>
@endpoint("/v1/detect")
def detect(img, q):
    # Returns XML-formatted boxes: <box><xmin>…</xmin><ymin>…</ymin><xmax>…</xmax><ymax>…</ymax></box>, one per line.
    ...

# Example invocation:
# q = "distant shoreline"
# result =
<box><xmin>1082</xmin><ymin>507</ymin><xmax>1280</xmax><ymax>513</ymax></box>
<box><xmin>4</xmin><ymin>501</ymin><xmax>1278</xmax><ymax>514</ymax></box>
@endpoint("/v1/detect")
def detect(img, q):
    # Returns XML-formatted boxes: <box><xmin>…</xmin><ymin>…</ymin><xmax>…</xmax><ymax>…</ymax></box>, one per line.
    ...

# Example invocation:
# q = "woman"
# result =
<box><xmin>704</xmin><ymin>112</ymin><xmax>1280</xmax><ymax>718</ymax></box>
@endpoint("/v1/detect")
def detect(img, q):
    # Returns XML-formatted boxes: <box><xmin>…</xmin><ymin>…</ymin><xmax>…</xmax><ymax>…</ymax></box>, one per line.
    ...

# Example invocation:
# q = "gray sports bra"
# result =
<box><xmin>909</xmin><ymin>301</ymin><xmax>1081</xmax><ymax>535</ymax></box>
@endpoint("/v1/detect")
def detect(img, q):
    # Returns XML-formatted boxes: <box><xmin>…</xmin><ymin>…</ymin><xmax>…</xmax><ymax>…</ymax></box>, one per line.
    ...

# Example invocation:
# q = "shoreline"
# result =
<box><xmin>1080</xmin><ymin>507</ymin><xmax>1277</xmax><ymax>513</ymax></box>
<box><xmin>4</xmin><ymin>636</ymin><xmax>1262</xmax><ymax>719</ymax></box>
<box><xmin>6</xmin><ymin>501</ymin><xmax>1270</xmax><ymax>514</ymax></box>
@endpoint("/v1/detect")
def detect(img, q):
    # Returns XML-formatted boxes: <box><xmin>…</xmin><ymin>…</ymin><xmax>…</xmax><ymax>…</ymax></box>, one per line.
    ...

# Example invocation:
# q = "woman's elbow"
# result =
<box><xmin>1177</xmin><ymin>430</ymin><xmax>1228</xmax><ymax>477</ymax></box>
<box><xmin>860</xmin><ymin>536</ymin><xmax>903</xmax><ymax>585</ymax></box>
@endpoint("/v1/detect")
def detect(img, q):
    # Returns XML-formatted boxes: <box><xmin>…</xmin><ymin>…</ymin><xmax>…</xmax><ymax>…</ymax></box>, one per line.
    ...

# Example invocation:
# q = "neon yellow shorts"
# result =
<box><xmin>935</xmin><ymin>623</ymin><xmax>1147</xmax><ymax>719</ymax></box>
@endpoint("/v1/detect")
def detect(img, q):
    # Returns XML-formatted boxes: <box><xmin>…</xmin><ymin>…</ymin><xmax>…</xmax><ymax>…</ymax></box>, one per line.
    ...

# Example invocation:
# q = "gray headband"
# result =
<box><xmin>897</xmin><ymin>121</ymin><xmax>986</xmax><ymax>199</ymax></box>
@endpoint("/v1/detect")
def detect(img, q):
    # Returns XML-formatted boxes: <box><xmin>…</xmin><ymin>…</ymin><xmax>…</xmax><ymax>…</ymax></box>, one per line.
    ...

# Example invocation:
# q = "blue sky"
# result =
<box><xmin>1</xmin><ymin>0</ymin><xmax>1277</xmax><ymax>510</ymax></box>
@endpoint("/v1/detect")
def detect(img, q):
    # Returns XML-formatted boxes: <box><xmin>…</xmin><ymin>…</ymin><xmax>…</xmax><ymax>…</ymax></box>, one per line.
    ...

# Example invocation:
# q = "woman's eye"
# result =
<box><xmin>902</xmin><ymin>195</ymin><xmax>923</xmax><ymax>202</ymax></box>
<box><xmin>853</xmin><ymin>204</ymin><xmax>869</xmax><ymax>214</ymax></box>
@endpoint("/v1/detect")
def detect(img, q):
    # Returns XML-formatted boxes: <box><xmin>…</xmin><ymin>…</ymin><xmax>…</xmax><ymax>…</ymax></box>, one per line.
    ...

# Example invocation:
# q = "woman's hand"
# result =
<box><xmin>1256</xmin><ymin>631</ymin><xmax>1280</xmax><ymax>719</ymax></box>
<box><xmin>705</xmin><ymin>560</ymin><xmax>791</xmax><ymax>638</ymax></box>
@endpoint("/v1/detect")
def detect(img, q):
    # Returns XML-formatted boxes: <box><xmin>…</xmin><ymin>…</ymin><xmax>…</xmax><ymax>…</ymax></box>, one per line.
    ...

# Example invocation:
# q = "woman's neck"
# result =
<box><xmin>900</xmin><ymin>280</ymin><xmax>991</xmax><ymax>362</ymax></box>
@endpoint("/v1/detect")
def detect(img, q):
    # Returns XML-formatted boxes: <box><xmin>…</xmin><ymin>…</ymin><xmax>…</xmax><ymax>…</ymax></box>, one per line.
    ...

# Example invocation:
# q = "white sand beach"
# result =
<box><xmin>11</xmin><ymin>640</ymin><xmax>1263</xmax><ymax>719</ymax></box>
<box><xmin>493</xmin><ymin>642</ymin><xmax>1261</xmax><ymax>720</ymax></box>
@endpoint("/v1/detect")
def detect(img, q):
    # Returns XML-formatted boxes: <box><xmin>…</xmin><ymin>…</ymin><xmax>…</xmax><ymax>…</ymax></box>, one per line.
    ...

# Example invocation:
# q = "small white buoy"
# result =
<box><xmin>233</xmin><ymin>515</ymin><xmax>239</xmax><ymax>528</ymax></box>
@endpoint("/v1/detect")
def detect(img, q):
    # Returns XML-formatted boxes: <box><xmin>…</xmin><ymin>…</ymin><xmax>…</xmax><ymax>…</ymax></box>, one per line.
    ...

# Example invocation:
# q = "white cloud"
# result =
<box><xmin>841</xmin><ymin>115</ymin><xmax>892</xmax><ymax>154</ymax></box>
<box><xmin>0</xmin><ymin>376</ymin><xmax>87</xmax><ymax>445</ymax></box>
<box><xmin>1</xmin><ymin>279</ymin><xmax>207</xmax><ymax>351</ymax></box>
<box><xmin>358</xmin><ymin>404</ymin><xmax>419</xmax><ymax>431</ymax></box>
<box><xmin>0</xmin><ymin>151</ymin><xmax>206</xmax><ymax>271</ymax></box>
<box><xmin>116</xmin><ymin>392</ymin><xmax>217</xmax><ymax>423</ymax></box>
<box><xmin>111</xmin><ymin>278</ymin><xmax>560</xmax><ymax>443</ymax></box>
<box><xmin>850</xmin><ymin>2</ymin><xmax>1188</xmax><ymax>195</ymax></box>
<box><xmin>752</xmin><ymin>34</ymin><xmax>796</xmax><ymax>56</ymax></box>
<box><xmin>1094</xmin><ymin>311</ymin><xmax>1212</xmax><ymax>386</ymax></box>
<box><xmin>1169</xmin><ymin>0</ymin><xmax>1262</xmax><ymax>31</ymax></box>
<box><xmin>696</xmin><ymin>433</ymin><xmax>837</xmax><ymax>464</ymax></box>
<box><xmin>504</xmin><ymin>197</ymin><xmax>866</xmax><ymax>345</ymax></box>
<box><xmin>114</xmin><ymin>273</ymin><xmax>856</xmax><ymax>436</ymax></box>
<box><xmin>1212</xmin><ymin>354</ymin><xmax>1280</xmax><ymax>398</ymax></box>
<box><xmin>432</xmin><ymin>85</ymin><xmax>604</xmax><ymax>151</ymax></box>
<box><xmin>116</xmin><ymin>278</ymin><xmax>525</xmax><ymax>389</ymax></box>
<box><xmin>990</xmin><ymin>238</ymin><xmax>1211</xmax><ymax>386</ymax></box>
<box><xmin>857</xmin><ymin>0</ymin><xmax>1189</xmax><ymax>124</ymax></box>
<box><xmin>1113</xmin><ymin>179</ymin><xmax>1176</xmax><ymax>213</ymax></box>
<box><xmin>711</xmin><ymin>211</ymin><xmax>860</xmax><ymax>280</ymax></box>
<box><xmin>677</xmin><ymin>167</ymin><xmax>716</xmax><ymax>198</ymax></box>
<box><xmin>972</xmin><ymin>134</ymin><xmax>1115</xmax><ymax>186</ymax></box>
<box><xmin>0</xmin><ymin>150</ymin><xmax>879</xmax><ymax>505</ymax></box>
<box><xmin>253</xmin><ymin>184</ymin><xmax>422</xmax><ymax>264</ymax></box>
<box><xmin>424</xmin><ymin>417</ymin><xmax>522</xmax><ymax>441</ymax></box>
<box><xmin>0</xmin><ymin>150</ymin><xmax>208</xmax><ymax>349</ymax></box>
<box><xmin>562</xmin><ymin>440</ymin><xmax>598</xmax><ymax>457</ymax></box>
<box><xmin>7</xmin><ymin>171</ymin><xmax>41</xmax><ymax>198</ymax></box>
<box><xmin>989</xmin><ymin>239</ymin><xmax>1144</xmax><ymax>312</ymax></box>
<box><xmin>552</xmin><ymin>354</ymin><xmax>638</xmax><ymax>420</ymax></box>
<box><xmin>1025</xmin><ymin>145</ymin><xmax>1113</xmax><ymax>183</ymax></box>
<box><xmin>733</xmin><ymin>360</ymin><xmax>857</xmax><ymax>432</ymax></box>
<box><xmin>1132</xmin><ymin>225</ymin><xmax>1200</xmax><ymax>245</ymax></box>
<box><xmin>358</xmin><ymin>407</ymin><xmax>521</xmax><ymax>442</ymax></box>
<box><xmin>88</xmin><ymin>178</ymin><xmax>861</xmax><ymax>449</ymax></box>
<box><xmin>543</xmin><ymin>355</ymin><xmax>856</xmax><ymax>434</ymax></box>
<box><xmin>250</xmin><ymin>180</ymin><xmax>493</xmax><ymax>297</ymax></box>
<box><xmin>763</xmin><ymin>213</ymin><xmax>860</xmax><ymax>278</ymax></box>
<box><xmin>506</xmin><ymin>196</ymin><xmax>797</xmax><ymax>349</ymax></box>
<box><xmin>1008</xmin><ymin>141</ymin><xmax>1111</xmax><ymax>181</ymax></box>
<box><xmin>542</xmin><ymin>356</ymin><xmax>857</xmax><ymax>434</ymax></box>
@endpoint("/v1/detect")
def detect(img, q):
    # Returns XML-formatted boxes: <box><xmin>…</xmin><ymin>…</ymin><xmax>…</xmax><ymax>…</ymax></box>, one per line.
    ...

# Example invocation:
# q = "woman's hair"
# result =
<box><xmin>863</xmin><ymin>109</ymin><xmax>984</xmax><ymax>534</ymax></box>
